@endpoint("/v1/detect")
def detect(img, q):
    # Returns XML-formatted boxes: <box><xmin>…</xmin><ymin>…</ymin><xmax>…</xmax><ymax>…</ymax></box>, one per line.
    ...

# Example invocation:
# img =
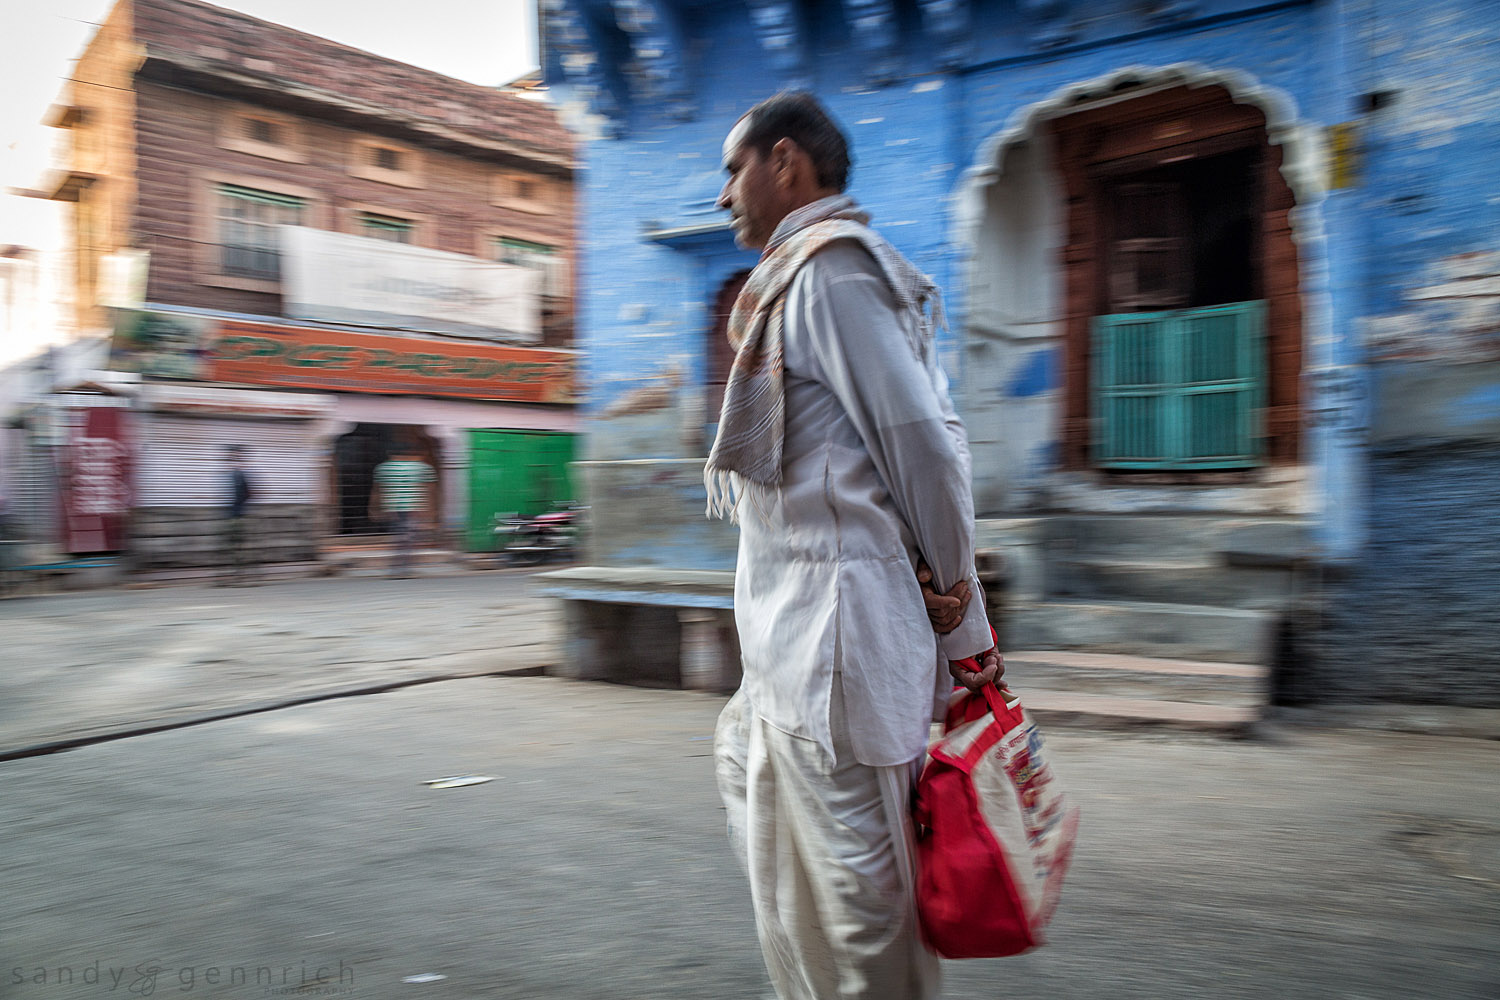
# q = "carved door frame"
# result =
<box><xmin>1048</xmin><ymin>84</ymin><xmax>1302</xmax><ymax>471</ymax></box>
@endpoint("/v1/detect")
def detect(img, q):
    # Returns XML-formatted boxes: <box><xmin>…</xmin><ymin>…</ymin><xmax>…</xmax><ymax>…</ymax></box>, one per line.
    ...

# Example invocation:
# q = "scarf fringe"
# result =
<box><xmin>704</xmin><ymin>466</ymin><xmax>776</xmax><ymax>526</ymax></box>
<box><xmin>704</xmin><ymin>466</ymin><xmax>740</xmax><ymax>521</ymax></box>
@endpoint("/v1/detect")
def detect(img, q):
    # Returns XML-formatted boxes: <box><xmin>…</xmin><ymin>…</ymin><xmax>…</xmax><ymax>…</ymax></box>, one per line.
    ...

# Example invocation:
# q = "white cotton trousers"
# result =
<box><xmin>714</xmin><ymin>677</ymin><xmax>940</xmax><ymax>1000</ymax></box>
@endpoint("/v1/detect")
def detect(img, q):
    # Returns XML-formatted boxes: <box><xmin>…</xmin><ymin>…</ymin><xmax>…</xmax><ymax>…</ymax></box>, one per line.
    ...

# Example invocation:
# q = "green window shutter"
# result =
<box><xmin>219</xmin><ymin>184</ymin><xmax>305</xmax><ymax>209</ymax></box>
<box><xmin>217</xmin><ymin>185</ymin><xmax>304</xmax><ymax>279</ymax></box>
<box><xmin>360</xmin><ymin>212</ymin><xmax>414</xmax><ymax>243</ymax></box>
<box><xmin>498</xmin><ymin>237</ymin><xmax>555</xmax><ymax>257</ymax></box>
<box><xmin>1093</xmin><ymin>301</ymin><xmax>1265</xmax><ymax>470</ymax></box>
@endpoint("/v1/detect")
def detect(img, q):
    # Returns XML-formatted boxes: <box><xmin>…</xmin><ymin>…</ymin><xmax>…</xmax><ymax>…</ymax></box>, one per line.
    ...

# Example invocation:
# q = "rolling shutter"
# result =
<box><xmin>135</xmin><ymin>415</ymin><xmax>320</xmax><ymax>507</ymax></box>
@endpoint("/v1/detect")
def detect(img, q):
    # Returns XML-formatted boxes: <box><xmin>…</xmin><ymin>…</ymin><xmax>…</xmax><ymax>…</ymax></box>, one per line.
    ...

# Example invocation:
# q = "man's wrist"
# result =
<box><xmin>938</xmin><ymin>612</ymin><xmax>993</xmax><ymax>662</ymax></box>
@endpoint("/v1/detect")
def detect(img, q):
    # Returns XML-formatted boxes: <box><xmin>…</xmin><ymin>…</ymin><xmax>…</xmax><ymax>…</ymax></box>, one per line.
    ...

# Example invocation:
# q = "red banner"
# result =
<box><xmin>204</xmin><ymin>318</ymin><xmax>577</xmax><ymax>404</ymax></box>
<box><xmin>62</xmin><ymin>406</ymin><xmax>132</xmax><ymax>554</ymax></box>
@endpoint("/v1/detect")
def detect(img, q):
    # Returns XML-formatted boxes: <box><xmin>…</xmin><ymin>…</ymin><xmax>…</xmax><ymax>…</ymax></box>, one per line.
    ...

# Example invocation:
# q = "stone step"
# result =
<box><xmin>1001</xmin><ymin>650</ymin><xmax>1266</xmax><ymax>705</ymax></box>
<box><xmin>532</xmin><ymin>565</ymin><xmax>736</xmax><ymax>609</ymax></box>
<box><xmin>1011</xmin><ymin>688</ymin><xmax>1260</xmax><ymax>735</ymax></box>
<box><xmin>1041</xmin><ymin>515</ymin><xmax>1308</xmax><ymax>564</ymax></box>
<box><xmin>1005</xmin><ymin>600</ymin><xmax>1273</xmax><ymax>664</ymax></box>
<box><xmin>1049</xmin><ymin>557</ymin><xmax>1294</xmax><ymax>609</ymax></box>
<box><xmin>324</xmin><ymin>548</ymin><xmax>463</xmax><ymax>571</ymax></box>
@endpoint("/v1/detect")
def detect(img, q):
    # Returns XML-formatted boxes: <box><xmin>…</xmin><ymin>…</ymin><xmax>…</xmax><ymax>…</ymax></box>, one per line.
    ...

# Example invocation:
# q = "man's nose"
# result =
<box><xmin>717</xmin><ymin>181</ymin><xmax>732</xmax><ymax>210</ymax></box>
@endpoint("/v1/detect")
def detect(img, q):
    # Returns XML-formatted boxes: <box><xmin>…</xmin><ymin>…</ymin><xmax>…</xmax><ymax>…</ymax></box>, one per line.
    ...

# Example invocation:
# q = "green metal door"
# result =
<box><xmin>1093</xmin><ymin>301</ymin><xmax>1265</xmax><ymax>470</ymax></box>
<box><xmin>466</xmin><ymin>429</ymin><xmax>577</xmax><ymax>551</ymax></box>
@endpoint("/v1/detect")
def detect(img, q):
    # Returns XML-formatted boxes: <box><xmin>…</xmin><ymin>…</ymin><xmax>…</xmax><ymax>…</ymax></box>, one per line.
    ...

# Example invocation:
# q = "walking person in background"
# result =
<box><xmin>708</xmin><ymin>92</ymin><xmax>1000</xmax><ymax>1000</ymax></box>
<box><xmin>370</xmin><ymin>443</ymin><xmax>435</xmax><ymax>579</ymax></box>
<box><xmin>220</xmin><ymin>445</ymin><xmax>255</xmax><ymax>586</ymax></box>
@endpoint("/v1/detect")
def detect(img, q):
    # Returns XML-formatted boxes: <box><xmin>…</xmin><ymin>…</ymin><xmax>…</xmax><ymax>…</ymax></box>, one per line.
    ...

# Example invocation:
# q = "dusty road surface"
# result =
<box><xmin>4</xmin><ymin>661</ymin><xmax>1497</xmax><ymax>999</ymax></box>
<box><xmin>0</xmin><ymin>570</ymin><xmax>556</xmax><ymax>754</ymax></box>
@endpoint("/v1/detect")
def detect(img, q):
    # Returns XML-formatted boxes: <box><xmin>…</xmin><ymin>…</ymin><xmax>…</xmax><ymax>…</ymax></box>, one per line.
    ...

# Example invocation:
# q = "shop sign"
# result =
<box><xmin>282</xmin><ymin>227</ymin><xmax>541</xmax><ymax>341</ymax></box>
<box><xmin>112</xmin><ymin>311</ymin><xmax>577</xmax><ymax>404</ymax></box>
<box><xmin>61</xmin><ymin>406</ymin><xmax>131</xmax><ymax>553</ymax></box>
<box><xmin>138</xmin><ymin>383</ymin><xmax>335</xmax><ymax>419</ymax></box>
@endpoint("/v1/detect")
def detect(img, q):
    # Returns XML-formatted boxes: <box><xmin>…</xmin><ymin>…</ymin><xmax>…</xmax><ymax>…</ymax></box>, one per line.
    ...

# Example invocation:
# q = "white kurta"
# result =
<box><xmin>733</xmin><ymin>238</ymin><xmax>992</xmax><ymax>768</ymax></box>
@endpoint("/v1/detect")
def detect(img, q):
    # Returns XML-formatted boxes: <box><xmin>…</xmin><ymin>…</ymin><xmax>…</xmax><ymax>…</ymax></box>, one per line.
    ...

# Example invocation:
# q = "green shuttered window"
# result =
<box><xmin>359</xmin><ymin>212</ymin><xmax>414</xmax><ymax>243</ymax></box>
<box><xmin>1092</xmin><ymin>301</ymin><xmax>1266</xmax><ymax>469</ymax></box>
<box><xmin>218</xmin><ymin>184</ymin><xmax>305</xmax><ymax>280</ymax></box>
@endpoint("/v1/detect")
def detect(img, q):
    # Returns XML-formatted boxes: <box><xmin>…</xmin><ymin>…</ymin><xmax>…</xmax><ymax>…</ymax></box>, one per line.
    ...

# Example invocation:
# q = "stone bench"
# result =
<box><xmin>531</xmin><ymin>566</ymin><xmax>740</xmax><ymax>692</ymax></box>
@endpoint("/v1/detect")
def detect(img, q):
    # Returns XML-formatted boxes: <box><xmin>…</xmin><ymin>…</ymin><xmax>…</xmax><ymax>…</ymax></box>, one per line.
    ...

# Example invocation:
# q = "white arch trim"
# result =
<box><xmin>953</xmin><ymin>61</ymin><xmax>1328</xmax><ymax>250</ymax></box>
<box><xmin>950</xmin><ymin>61</ymin><xmax>1346</xmax><ymax>526</ymax></box>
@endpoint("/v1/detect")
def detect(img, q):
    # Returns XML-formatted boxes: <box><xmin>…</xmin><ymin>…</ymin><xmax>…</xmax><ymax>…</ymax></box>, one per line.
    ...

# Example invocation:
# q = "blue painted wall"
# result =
<box><xmin>1307</xmin><ymin>0</ymin><xmax>1500</xmax><ymax>706</ymax></box>
<box><xmin>548</xmin><ymin>0</ymin><xmax>1500</xmax><ymax>703</ymax></box>
<box><xmin>559</xmin><ymin>0</ymin><xmax>1344</xmax><ymax>450</ymax></box>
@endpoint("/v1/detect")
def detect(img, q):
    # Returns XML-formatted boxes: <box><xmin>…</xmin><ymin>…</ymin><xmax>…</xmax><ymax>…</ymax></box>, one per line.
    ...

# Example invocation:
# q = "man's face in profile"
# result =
<box><xmin>718</xmin><ymin>117</ymin><xmax>782</xmax><ymax>251</ymax></box>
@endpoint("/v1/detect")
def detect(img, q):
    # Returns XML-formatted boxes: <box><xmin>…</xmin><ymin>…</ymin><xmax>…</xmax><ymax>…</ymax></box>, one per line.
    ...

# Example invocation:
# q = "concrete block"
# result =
<box><xmin>1050</xmin><ymin>557</ymin><xmax>1296</xmax><ymax>608</ymax></box>
<box><xmin>576</xmin><ymin>459</ymin><xmax>739</xmax><ymax>571</ymax></box>
<box><xmin>1007</xmin><ymin>600</ymin><xmax>1274</xmax><ymax>664</ymax></box>
<box><xmin>1002</xmin><ymin>651</ymin><xmax>1267</xmax><ymax>705</ymax></box>
<box><xmin>553</xmin><ymin>600</ymin><xmax>683</xmax><ymax>687</ymax></box>
<box><xmin>677</xmin><ymin>608</ymin><xmax>742</xmax><ymax>692</ymax></box>
<box><xmin>1217</xmin><ymin>521</ymin><xmax>1313</xmax><ymax>567</ymax></box>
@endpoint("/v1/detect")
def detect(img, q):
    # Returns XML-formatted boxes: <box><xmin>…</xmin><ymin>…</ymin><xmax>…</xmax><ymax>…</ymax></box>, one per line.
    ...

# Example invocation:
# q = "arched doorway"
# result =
<box><xmin>704</xmin><ymin>269</ymin><xmax>751</xmax><ymax>449</ymax></box>
<box><xmin>956</xmin><ymin>66</ymin><xmax>1326</xmax><ymax>512</ymax></box>
<box><xmin>331</xmin><ymin>423</ymin><xmax>442</xmax><ymax>535</ymax></box>
<box><xmin>1048</xmin><ymin>84</ymin><xmax>1302</xmax><ymax>472</ymax></box>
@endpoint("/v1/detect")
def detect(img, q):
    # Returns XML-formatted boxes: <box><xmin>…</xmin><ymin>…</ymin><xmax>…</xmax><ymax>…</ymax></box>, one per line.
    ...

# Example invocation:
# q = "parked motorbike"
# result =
<box><xmin>491</xmin><ymin>503</ymin><xmax>584</xmax><ymax>565</ymax></box>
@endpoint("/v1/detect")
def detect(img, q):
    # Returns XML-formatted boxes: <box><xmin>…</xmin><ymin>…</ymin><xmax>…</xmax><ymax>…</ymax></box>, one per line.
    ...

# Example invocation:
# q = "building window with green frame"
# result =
<box><xmin>494</xmin><ymin>237</ymin><xmax>566</xmax><ymax>297</ymax></box>
<box><xmin>495</xmin><ymin>236</ymin><xmax>553</xmax><ymax>269</ymax></box>
<box><xmin>217</xmin><ymin>184</ymin><xmax>305</xmax><ymax>280</ymax></box>
<box><xmin>359</xmin><ymin>211</ymin><xmax>414</xmax><ymax>244</ymax></box>
<box><xmin>495</xmin><ymin>238</ymin><xmax>564</xmax><ymax>296</ymax></box>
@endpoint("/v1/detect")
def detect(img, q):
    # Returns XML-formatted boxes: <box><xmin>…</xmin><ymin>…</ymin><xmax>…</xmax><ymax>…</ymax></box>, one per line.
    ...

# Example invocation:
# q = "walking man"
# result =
<box><xmin>220</xmin><ymin>445</ymin><xmax>254</xmax><ymax>585</ymax></box>
<box><xmin>370</xmin><ymin>443</ymin><xmax>435</xmax><ymax>578</ymax></box>
<box><xmin>709</xmin><ymin>92</ymin><xmax>1000</xmax><ymax>1000</ymax></box>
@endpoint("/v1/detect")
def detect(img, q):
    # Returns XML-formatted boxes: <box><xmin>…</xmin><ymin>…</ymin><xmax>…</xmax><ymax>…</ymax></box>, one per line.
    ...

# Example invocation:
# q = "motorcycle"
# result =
<box><xmin>491</xmin><ymin>503</ymin><xmax>584</xmax><ymax>565</ymax></box>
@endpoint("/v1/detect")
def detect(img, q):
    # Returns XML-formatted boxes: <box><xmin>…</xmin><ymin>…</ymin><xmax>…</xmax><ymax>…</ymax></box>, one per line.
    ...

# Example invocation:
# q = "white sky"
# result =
<box><xmin>0</xmin><ymin>0</ymin><xmax>540</xmax><ymax>364</ymax></box>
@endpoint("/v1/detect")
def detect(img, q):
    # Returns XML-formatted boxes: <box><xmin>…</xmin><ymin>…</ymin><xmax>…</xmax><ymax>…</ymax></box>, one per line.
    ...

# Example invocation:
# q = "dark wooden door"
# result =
<box><xmin>1105</xmin><ymin>181</ymin><xmax>1190</xmax><ymax>312</ymax></box>
<box><xmin>706</xmin><ymin>270</ymin><xmax>750</xmax><ymax>423</ymax></box>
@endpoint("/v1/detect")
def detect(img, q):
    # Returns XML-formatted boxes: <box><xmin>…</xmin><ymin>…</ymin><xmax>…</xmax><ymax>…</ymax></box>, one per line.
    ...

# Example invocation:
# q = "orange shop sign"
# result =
<box><xmin>205</xmin><ymin>319</ymin><xmax>577</xmax><ymax>403</ymax></box>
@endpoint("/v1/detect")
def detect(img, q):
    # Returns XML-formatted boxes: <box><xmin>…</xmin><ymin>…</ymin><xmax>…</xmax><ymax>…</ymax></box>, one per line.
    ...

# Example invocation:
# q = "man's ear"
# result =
<box><xmin>770</xmin><ymin>137</ymin><xmax>801</xmax><ymax>189</ymax></box>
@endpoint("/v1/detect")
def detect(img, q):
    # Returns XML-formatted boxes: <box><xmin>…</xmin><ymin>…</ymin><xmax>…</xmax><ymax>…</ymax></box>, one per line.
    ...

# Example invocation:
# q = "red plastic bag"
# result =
<box><xmin>913</xmin><ymin>683</ymin><xmax>1080</xmax><ymax>958</ymax></box>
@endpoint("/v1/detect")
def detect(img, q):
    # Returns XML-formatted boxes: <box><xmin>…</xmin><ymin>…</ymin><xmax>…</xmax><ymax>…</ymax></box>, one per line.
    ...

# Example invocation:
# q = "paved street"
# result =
<box><xmin>3</xmin><ymin>578</ymin><xmax>1499</xmax><ymax>999</ymax></box>
<box><xmin>0</xmin><ymin>570</ymin><xmax>557</xmax><ymax>754</ymax></box>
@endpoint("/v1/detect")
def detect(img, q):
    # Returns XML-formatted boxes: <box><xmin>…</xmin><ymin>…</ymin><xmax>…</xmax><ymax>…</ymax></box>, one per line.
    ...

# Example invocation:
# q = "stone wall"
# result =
<box><xmin>130</xmin><ymin>504</ymin><xmax>320</xmax><ymax>570</ymax></box>
<box><xmin>1303</xmin><ymin>442</ymin><xmax>1500</xmax><ymax>706</ymax></box>
<box><xmin>1304</xmin><ymin>0</ymin><xmax>1500</xmax><ymax>704</ymax></box>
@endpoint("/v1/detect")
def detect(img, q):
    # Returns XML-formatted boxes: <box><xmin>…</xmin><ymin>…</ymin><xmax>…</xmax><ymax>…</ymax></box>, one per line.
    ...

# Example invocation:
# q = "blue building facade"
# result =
<box><xmin>541</xmin><ymin>0</ymin><xmax>1500</xmax><ymax>705</ymax></box>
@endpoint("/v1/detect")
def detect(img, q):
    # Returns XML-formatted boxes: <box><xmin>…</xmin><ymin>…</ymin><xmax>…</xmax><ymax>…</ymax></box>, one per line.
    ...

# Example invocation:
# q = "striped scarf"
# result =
<box><xmin>705</xmin><ymin>195</ymin><xmax>945</xmax><ymax>520</ymax></box>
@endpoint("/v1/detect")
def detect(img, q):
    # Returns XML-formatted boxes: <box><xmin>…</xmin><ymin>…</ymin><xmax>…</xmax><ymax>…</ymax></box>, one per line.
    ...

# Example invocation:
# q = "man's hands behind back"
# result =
<box><xmin>916</xmin><ymin>559</ymin><xmax>969</xmax><ymax>634</ymax></box>
<box><xmin>916</xmin><ymin>559</ymin><xmax>1004</xmax><ymax>692</ymax></box>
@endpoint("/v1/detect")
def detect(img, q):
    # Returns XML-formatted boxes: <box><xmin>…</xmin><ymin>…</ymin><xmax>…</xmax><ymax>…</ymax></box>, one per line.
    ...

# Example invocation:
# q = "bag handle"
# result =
<box><xmin>950</xmin><ymin>625</ymin><xmax>1000</xmax><ymax>678</ymax></box>
<box><xmin>952</xmin><ymin>626</ymin><xmax>1025</xmax><ymax>729</ymax></box>
<box><xmin>980</xmin><ymin>681</ymin><xmax>1025</xmax><ymax>730</ymax></box>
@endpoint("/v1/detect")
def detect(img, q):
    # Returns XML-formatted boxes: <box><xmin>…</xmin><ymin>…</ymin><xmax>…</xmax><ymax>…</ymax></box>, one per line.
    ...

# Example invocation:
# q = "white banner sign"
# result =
<box><xmin>281</xmin><ymin>227</ymin><xmax>541</xmax><ymax>341</ymax></box>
